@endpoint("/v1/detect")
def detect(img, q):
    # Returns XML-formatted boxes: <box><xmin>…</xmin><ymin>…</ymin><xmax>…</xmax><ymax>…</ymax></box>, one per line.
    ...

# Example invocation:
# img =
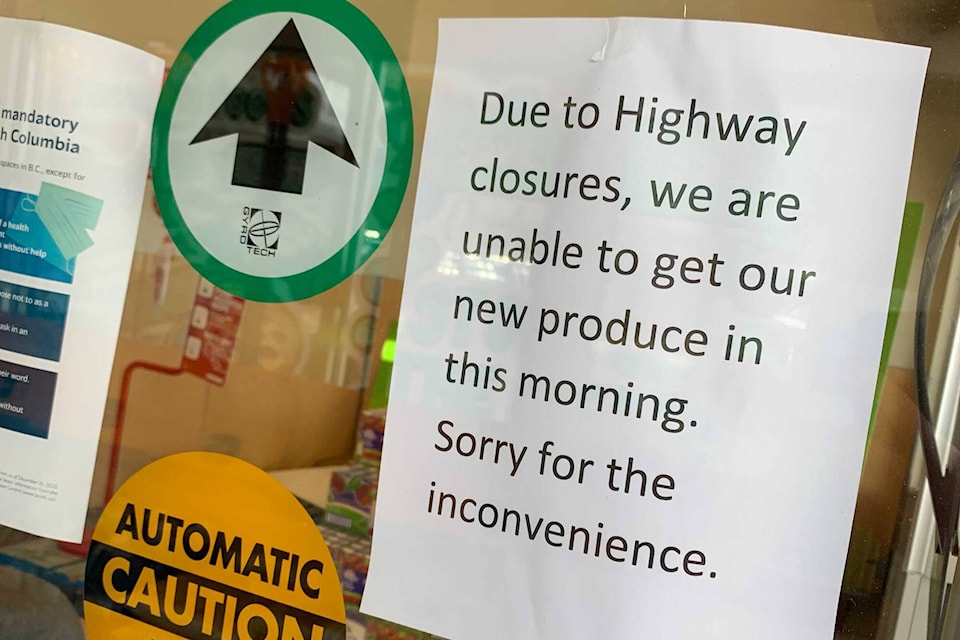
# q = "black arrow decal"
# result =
<box><xmin>190</xmin><ymin>19</ymin><xmax>358</xmax><ymax>194</ymax></box>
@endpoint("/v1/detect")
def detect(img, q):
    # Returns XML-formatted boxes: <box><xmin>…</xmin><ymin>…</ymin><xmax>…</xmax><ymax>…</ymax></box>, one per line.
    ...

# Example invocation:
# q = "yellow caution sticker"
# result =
<box><xmin>84</xmin><ymin>452</ymin><xmax>345</xmax><ymax>640</ymax></box>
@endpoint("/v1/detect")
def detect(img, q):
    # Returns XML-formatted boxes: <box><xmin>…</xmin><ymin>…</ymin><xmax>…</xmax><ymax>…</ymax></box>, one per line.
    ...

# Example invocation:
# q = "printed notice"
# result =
<box><xmin>0</xmin><ymin>18</ymin><xmax>163</xmax><ymax>542</ymax></box>
<box><xmin>181</xmin><ymin>278</ymin><xmax>245</xmax><ymax>386</ymax></box>
<box><xmin>363</xmin><ymin>19</ymin><xmax>929</xmax><ymax>640</ymax></box>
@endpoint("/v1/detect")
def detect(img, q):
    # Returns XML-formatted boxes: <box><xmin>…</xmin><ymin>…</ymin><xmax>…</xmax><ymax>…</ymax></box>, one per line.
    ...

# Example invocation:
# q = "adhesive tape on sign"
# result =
<box><xmin>84</xmin><ymin>452</ymin><xmax>346</xmax><ymax>640</ymax></box>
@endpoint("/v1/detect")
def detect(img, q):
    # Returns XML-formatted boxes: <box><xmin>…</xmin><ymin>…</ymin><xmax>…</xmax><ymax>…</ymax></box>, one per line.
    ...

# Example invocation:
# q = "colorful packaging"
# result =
<box><xmin>356</xmin><ymin>407</ymin><xmax>387</xmax><ymax>464</ymax></box>
<box><xmin>345</xmin><ymin>604</ymin><xmax>367</xmax><ymax>640</ymax></box>
<box><xmin>365</xmin><ymin>617</ymin><xmax>434</xmax><ymax>640</ymax></box>
<box><xmin>320</xmin><ymin>524</ymin><xmax>371</xmax><ymax>605</ymax></box>
<box><xmin>324</xmin><ymin>465</ymin><xmax>378</xmax><ymax>536</ymax></box>
<box><xmin>337</xmin><ymin>535</ymin><xmax>371</xmax><ymax>605</ymax></box>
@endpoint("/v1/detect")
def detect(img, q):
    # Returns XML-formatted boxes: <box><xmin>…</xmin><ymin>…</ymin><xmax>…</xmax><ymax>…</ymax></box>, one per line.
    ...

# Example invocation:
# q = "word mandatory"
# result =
<box><xmin>0</xmin><ymin>108</ymin><xmax>79</xmax><ymax>133</ymax></box>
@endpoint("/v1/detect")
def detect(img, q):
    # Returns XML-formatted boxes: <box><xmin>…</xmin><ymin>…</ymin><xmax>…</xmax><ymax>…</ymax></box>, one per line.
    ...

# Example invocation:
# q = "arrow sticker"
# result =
<box><xmin>190</xmin><ymin>19</ymin><xmax>358</xmax><ymax>195</ymax></box>
<box><xmin>153</xmin><ymin>0</ymin><xmax>413</xmax><ymax>302</ymax></box>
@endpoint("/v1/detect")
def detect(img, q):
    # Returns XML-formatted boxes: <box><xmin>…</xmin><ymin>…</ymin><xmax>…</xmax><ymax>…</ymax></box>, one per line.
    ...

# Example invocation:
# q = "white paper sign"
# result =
<box><xmin>0</xmin><ymin>18</ymin><xmax>162</xmax><ymax>542</ymax></box>
<box><xmin>364</xmin><ymin>18</ymin><xmax>928</xmax><ymax>640</ymax></box>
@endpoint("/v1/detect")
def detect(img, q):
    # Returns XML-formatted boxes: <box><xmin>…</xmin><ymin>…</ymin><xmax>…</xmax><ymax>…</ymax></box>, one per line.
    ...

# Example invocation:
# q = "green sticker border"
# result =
<box><xmin>152</xmin><ymin>0</ymin><xmax>413</xmax><ymax>302</ymax></box>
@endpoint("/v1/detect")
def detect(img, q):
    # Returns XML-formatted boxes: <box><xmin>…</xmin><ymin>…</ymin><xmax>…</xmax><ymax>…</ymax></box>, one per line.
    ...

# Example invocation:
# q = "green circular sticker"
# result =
<box><xmin>153</xmin><ymin>0</ymin><xmax>413</xmax><ymax>302</ymax></box>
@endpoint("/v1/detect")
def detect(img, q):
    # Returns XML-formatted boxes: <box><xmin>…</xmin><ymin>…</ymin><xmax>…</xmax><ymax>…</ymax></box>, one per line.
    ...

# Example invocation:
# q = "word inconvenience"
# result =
<box><xmin>427</xmin><ymin>483</ymin><xmax>714</xmax><ymax>578</ymax></box>
<box><xmin>85</xmin><ymin>502</ymin><xmax>339</xmax><ymax>640</ymax></box>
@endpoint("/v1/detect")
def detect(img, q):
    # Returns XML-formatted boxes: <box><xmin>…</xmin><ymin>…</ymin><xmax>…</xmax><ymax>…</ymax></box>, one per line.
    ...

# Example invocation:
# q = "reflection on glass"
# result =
<box><xmin>190</xmin><ymin>19</ymin><xmax>358</xmax><ymax>195</ymax></box>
